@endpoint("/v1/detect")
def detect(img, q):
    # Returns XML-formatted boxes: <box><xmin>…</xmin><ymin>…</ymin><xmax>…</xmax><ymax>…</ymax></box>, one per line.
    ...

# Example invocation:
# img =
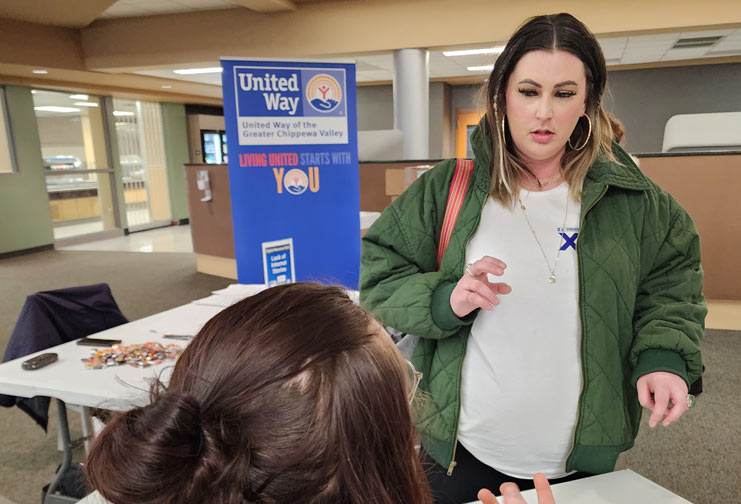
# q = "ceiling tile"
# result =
<box><xmin>713</xmin><ymin>39</ymin><xmax>741</xmax><ymax>51</ymax></box>
<box><xmin>662</xmin><ymin>47</ymin><xmax>712</xmax><ymax>60</ymax></box>
<box><xmin>597</xmin><ymin>37</ymin><xmax>628</xmax><ymax>48</ymax></box>
<box><xmin>679</xmin><ymin>29</ymin><xmax>735</xmax><ymax>38</ymax></box>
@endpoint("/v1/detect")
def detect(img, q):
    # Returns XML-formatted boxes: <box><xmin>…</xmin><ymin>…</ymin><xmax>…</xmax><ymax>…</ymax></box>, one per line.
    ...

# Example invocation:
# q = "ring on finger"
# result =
<box><xmin>686</xmin><ymin>394</ymin><xmax>696</xmax><ymax>409</ymax></box>
<box><xmin>465</xmin><ymin>263</ymin><xmax>474</xmax><ymax>276</ymax></box>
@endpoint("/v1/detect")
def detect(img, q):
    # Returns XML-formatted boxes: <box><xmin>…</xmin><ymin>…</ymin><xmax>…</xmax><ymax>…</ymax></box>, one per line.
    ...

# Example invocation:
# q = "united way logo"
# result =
<box><xmin>283</xmin><ymin>168</ymin><xmax>308</xmax><ymax>195</ymax></box>
<box><xmin>306</xmin><ymin>74</ymin><xmax>342</xmax><ymax>113</ymax></box>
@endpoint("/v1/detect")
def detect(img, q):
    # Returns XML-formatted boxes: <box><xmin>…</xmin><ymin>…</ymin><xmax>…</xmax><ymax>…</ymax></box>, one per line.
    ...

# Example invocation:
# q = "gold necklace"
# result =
<box><xmin>518</xmin><ymin>190</ymin><xmax>570</xmax><ymax>283</ymax></box>
<box><xmin>534</xmin><ymin>171</ymin><xmax>562</xmax><ymax>189</ymax></box>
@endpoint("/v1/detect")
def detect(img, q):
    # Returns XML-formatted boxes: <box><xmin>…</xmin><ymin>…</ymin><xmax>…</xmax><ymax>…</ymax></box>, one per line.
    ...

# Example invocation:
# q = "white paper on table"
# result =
<box><xmin>211</xmin><ymin>283</ymin><xmax>267</xmax><ymax>297</ymax></box>
<box><xmin>346</xmin><ymin>289</ymin><xmax>360</xmax><ymax>304</ymax></box>
<box><xmin>190</xmin><ymin>294</ymin><xmax>248</xmax><ymax>308</ymax></box>
<box><xmin>360</xmin><ymin>211</ymin><xmax>381</xmax><ymax>230</ymax></box>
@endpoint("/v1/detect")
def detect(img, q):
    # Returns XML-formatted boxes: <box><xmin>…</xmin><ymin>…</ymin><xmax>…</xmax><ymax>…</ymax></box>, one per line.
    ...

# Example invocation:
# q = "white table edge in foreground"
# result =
<box><xmin>465</xmin><ymin>469</ymin><xmax>692</xmax><ymax>504</ymax></box>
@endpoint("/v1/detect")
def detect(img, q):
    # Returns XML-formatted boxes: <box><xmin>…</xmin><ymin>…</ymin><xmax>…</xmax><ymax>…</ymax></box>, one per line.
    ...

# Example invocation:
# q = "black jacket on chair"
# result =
<box><xmin>0</xmin><ymin>283</ymin><xmax>128</xmax><ymax>430</ymax></box>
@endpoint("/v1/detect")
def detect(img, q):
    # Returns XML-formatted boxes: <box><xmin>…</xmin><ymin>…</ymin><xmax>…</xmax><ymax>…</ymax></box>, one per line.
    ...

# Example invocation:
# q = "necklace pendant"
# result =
<box><xmin>548</xmin><ymin>273</ymin><xmax>556</xmax><ymax>283</ymax></box>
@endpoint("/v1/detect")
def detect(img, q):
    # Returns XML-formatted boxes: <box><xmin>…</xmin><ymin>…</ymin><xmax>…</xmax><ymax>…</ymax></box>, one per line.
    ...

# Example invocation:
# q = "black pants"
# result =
<box><xmin>424</xmin><ymin>443</ymin><xmax>592</xmax><ymax>504</ymax></box>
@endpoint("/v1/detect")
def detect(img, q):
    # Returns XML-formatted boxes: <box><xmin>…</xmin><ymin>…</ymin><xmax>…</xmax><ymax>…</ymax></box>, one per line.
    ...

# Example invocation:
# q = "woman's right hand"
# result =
<box><xmin>450</xmin><ymin>256</ymin><xmax>512</xmax><ymax>318</ymax></box>
<box><xmin>478</xmin><ymin>473</ymin><xmax>555</xmax><ymax>504</ymax></box>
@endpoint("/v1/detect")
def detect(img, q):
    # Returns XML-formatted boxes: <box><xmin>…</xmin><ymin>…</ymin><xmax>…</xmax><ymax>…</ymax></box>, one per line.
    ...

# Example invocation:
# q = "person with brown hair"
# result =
<box><xmin>84</xmin><ymin>283</ymin><xmax>555</xmax><ymax>504</ymax></box>
<box><xmin>360</xmin><ymin>12</ymin><xmax>704</xmax><ymax>504</ymax></box>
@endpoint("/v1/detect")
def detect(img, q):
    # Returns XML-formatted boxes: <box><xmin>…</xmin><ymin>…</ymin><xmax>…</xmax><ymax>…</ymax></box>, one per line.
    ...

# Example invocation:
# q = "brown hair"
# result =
<box><xmin>482</xmin><ymin>13</ymin><xmax>616</xmax><ymax>205</ymax></box>
<box><xmin>606</xmin><ymin>111</ymin><xmax>625</xmax><ymax>145</ymax></box>
<box><xmin>85</xmin><ymin>283</ymin><xmax>432</xmax><ymax>504</ymax></box>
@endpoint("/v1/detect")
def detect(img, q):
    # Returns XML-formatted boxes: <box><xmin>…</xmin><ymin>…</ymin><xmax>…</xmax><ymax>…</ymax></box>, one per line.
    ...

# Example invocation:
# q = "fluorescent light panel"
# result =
<box><xmin>34</xmin><ymin>106</ymin><xmax>80</xmax><ymax>113</ymax></box>
<box><xmin>70</xmin><ymin>94</ymin><xmax>89</xmax><ymax>100</ymax></box>
<box><xmin>467</xmin><ymin>65</ymin><xmax>494</xmax><ymax>72</ymax></box>
<box><xmin>173</xmin><ymin>67</ymin><xmax>223</xmax><ymax>75</ymax></box>
<box><xmin>444</xmin><ymin>47</ymin><xmax>504</xmax><ymax>57</ymax></box>
<box><xmin>113</xmin><ymin>111</ymin><xmax>135</xmax><ymax>116</ymax></box>
<box><xmin>74</xmin><ymin>102</ymin><xmax>99</xmax><ymax>107</ymax></box>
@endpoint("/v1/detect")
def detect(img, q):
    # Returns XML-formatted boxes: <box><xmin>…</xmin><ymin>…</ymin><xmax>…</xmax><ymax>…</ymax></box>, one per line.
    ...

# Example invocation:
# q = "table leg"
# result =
<box><xmin>45</xmin><ymin>399</ymin><xmax>72</xmax><ymax>504</ymax></box>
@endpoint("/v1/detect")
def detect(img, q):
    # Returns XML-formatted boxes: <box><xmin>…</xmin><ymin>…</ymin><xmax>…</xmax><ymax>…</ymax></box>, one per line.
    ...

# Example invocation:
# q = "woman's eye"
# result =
<box><xmin>518</xmin><ymin>88</ymin><xmax>538</xmax><ymax>97</ymax></box>
<box><xmin>555</xmin><ymin>91</ymin><xmax>576</xmax><ymax>98</ymax></box>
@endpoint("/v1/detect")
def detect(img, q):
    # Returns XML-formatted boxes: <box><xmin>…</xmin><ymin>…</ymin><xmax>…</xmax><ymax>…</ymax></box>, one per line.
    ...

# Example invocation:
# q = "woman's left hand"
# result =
<box><xmin>636</xmin><ymin>371</ymin><xmax>691</xmax><ymax>428</ymax></box>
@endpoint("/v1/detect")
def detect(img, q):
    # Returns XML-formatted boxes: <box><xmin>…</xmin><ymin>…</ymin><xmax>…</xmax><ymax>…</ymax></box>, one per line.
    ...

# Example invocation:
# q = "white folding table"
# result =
<box><xmin>0</xmin><ymin>302</ymin><xmax>225</xmax><ymax>504</ymax></box>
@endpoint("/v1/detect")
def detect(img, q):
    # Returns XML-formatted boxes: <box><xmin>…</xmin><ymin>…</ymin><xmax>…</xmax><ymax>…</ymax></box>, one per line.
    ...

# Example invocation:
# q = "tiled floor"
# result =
<box><xmin>57</xmin><ymin>225</ymin><xmax>193</xmax><ymax>253</ymax></box>
<box><xmin>52</xmin><ymin>209</ymin><xmax>155</xmax><ymax>241</ymax></box>
<box><xmin>53</xmin><ymin>220</ymin><xmax>105</xmax><ymax>240</ymax></box>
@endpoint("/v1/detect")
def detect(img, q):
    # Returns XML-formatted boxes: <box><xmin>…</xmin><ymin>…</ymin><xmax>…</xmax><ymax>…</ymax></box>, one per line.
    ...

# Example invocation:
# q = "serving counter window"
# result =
<box><xmin>112</xmin><ymin>99</ymin><xmax>171</xmax><ymax>231</ymax></box>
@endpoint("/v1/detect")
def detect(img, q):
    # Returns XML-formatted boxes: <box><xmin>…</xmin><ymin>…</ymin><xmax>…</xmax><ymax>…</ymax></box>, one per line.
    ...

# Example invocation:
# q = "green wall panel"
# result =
<box><xmin>0</xmin><ymin>86</ymin><xmax>53</xmax><ymax>254</ymax></box>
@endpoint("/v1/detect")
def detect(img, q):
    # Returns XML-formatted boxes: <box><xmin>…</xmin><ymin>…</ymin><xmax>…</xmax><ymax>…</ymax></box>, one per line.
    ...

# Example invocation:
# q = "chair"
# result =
<box><xmin>0</xmin><ymin>283</ymin><xmax>128</xmax><ymax>503</ymax></box>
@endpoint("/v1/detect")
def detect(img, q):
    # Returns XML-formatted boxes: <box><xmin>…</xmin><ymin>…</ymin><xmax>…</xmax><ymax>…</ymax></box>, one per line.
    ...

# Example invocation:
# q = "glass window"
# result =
<box><xmin>112</xmin><ymin>98</ymin><xmax>171</xmax><ymax>230</ymax></box>
<box><xmin>32</xmin><ymin>89</ymin><xmax>118</xmax><ymax>240</ymax></box>
<box><xmin>0</xmin><ymin>87</ymin><xmax>18</xmax><ymax>174</ymax></box>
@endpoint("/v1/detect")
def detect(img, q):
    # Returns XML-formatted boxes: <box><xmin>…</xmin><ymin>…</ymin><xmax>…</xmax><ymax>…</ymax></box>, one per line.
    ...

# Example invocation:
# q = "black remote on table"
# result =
<box><xmin>22</xmin><ymin>353</ymin><xmax>58</xmax><ymax>370</ymax></box>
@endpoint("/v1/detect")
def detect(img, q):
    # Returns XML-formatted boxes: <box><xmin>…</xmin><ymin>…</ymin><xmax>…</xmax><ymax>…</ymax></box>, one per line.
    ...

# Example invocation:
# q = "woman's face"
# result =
<box><xmin>504</xmin><ymin>49</ymin><xmax>587</xmax><ymax>164</ymax></box>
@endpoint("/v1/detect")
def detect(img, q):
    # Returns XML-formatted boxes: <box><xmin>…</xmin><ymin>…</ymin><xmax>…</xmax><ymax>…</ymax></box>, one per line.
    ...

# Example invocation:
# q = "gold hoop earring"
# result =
<box><xmin>568</xmin><ymin>114</ymin><xmax>592</xmax><ymax>151</ymax></box>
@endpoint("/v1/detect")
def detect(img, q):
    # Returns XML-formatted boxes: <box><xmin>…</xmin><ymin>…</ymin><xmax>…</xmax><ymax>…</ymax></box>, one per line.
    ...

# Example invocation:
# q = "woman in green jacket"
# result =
<box><xmin>360</xmin><ymin>13</ymin><xmax>705</xmax><ymax>504</ymax></box>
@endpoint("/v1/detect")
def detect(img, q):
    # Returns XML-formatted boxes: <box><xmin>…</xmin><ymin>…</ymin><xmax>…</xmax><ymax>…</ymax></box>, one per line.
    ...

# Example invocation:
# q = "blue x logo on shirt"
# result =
<box><xmin>559</xmin><ymin>232</ymin><xmax>578</xmax><ymax>250</ymax></box>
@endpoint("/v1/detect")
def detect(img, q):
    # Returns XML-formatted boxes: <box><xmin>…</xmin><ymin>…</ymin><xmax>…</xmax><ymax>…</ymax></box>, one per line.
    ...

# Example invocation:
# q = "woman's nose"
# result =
<box><xmin>535</xmin><ymin>97</ymin><xmax>553</xmax><ymax>120</ymax></box>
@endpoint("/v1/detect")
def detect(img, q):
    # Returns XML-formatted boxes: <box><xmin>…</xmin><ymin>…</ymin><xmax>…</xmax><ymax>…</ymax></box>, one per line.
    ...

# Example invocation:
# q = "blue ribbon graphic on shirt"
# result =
<box><xmin>559</xmin><ymin>232</ymin><xmax>578</xmax><ymax>250</ymax></box>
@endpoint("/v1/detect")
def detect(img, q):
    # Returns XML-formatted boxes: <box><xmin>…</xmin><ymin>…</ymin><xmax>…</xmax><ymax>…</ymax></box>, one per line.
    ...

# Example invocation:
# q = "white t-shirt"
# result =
<box><xmin>458</xmin><ymin>182</ymin><xmax>582</xmax><ymax>479</ymax></box>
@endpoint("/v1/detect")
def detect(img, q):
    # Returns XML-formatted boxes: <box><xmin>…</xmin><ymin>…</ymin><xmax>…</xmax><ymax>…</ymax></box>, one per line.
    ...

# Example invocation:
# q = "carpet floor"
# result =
<box><xmin>0</xmin><ymin>249</ymin><xmax>232</xmax><ymax>504</ymax></box>
<box><xmin>1</xmin><ymin>249</ymin><xmax>739</xmax><ymax>504</ymax></box>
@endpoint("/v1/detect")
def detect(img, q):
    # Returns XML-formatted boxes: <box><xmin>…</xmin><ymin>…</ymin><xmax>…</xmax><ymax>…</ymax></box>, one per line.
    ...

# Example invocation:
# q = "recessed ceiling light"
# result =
<box><xmin>32</xmin><ymin>69</ymin><xmax>49</xmax><ymax>74</ymax></box>
<box><xmin>69</xmin><ymin>94</ymin><xmax>88</xmax><ymax>100</ymax></box>
<box><xmin>113</xmin><ymin>111</ymin><xmax>135</xmax><ymax>116</ymax></box>
<box><xmin>161</xmin><ymin>85</ymin><xmax>173</xmax><ymax>89</ymax></box>
<box><xmin>74</xmin><ymin>102</ymin><xmax>99</xmax><ymax>107</ymax></box>
<box><xmin>34</xmin><ymin>106</ymin><xmax>80</xmax><ymax>113</ymax></box>
<box><xmin>467</xmin><ymin>65</ymin><xmax>494</xmax><ymax>72</ymax></box>
<box><xmin>173</xmin><ymin>67</ymin><xmax>223</xmax><ymax>75</ymax></box>
<box><xmin>444</xmin><ymin>47</ymin><xmax>504</xmax><ymax>57</ymax></box>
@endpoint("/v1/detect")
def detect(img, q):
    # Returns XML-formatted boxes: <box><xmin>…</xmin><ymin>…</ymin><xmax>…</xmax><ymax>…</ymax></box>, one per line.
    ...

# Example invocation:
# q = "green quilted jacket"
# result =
<box><xmin>359</xmin><ymin>122</ymin><xmax>705</xmax><ymax>476</ymax></box>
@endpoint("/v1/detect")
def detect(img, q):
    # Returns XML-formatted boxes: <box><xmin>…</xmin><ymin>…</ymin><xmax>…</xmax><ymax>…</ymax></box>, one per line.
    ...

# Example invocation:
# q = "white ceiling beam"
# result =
<box><xmin>227</xmin><ymin>0</ymin><xmax>297</xmax><ymax>13</ymax></box>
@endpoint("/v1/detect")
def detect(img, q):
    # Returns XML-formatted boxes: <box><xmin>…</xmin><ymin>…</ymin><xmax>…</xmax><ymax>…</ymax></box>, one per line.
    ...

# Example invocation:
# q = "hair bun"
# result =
<box><xmin>85</xmin><ymin>393</ymin><xmax>207</xmax><ymax>503</ymax></box>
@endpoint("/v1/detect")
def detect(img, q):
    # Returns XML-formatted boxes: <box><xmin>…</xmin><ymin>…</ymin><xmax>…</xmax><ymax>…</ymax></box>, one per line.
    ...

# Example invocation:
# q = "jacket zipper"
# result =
<box><xmin>565</xmin><ymin>184</ymin><xmax>608</xmax><ymax>472</ymax></box>
<box><xmin>447</xmin><ymin>184</ymin><xmax>488</xmax><ymax>476</ymax></box>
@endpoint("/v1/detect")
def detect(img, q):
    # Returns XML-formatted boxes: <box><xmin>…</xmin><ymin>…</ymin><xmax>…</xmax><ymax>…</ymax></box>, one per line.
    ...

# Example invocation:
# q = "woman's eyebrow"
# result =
<box><xmin>517</xmin><ymin>79</ymin><xmax>579</xmax><ymax>88</ymax></box>
<box><xmin>518</xmin><ymin>79</ymin><xmax>541</xmax><ymax>88</ymax></box>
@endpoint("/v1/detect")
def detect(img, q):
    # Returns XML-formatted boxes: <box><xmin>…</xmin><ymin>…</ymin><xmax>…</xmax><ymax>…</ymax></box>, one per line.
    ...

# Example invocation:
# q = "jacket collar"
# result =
<box><xmin>468</xmin><ymin>119</ymin><xmax>651</xmax><ymax>193</ymax></box>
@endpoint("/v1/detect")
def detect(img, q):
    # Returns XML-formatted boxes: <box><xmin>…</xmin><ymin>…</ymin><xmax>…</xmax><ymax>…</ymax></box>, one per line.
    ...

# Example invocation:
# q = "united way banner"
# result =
<box><xmin>221</xmin><ymin>58</ymin><xmax>360</xmax><ymax>287</ymax></box>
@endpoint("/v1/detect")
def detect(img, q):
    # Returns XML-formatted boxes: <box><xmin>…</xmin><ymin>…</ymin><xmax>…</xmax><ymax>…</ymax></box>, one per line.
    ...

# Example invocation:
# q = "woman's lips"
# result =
<box><xmin>530</xmin><ymin>130</ymin><xmax>555</xmax><ymax>144</ymax></box>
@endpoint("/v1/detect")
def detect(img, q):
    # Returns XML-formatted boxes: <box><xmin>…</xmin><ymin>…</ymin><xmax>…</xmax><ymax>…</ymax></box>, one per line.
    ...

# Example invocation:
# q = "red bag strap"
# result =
<box><xmin>437</xmin><ymin>158</ymin><xmax>474</xmax><ymax>268</ymax></box>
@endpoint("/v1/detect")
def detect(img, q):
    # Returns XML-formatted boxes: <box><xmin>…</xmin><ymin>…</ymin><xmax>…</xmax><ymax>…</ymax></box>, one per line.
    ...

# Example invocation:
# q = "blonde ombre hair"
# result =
<box><xmin>481</xmin><ymin>13</ymin><xmax>618</xmax><ymax>206</ymax></box>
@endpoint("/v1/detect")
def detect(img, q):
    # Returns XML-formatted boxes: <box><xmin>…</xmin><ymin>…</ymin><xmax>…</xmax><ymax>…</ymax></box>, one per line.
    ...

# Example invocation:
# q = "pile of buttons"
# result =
<box><xmin>82</xmin><ymin>342</ymin><xmax>183</xmax><ymax>370</ymax></box>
